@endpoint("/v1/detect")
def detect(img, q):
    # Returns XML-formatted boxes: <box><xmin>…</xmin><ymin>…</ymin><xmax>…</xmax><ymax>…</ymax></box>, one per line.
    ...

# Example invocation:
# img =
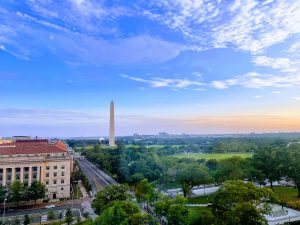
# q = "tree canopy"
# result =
<box><xmin>211</xmin><ymin>180</ymin><xmax>279</xmax><ymax>225</ymax></box>
<box><xmin>168</xmin><ymin>163</ymin><xmax>213</xmax><ymax>197</ymax></box>
<box><xmin>92</xmin><ymin>184</ymin><xmax>132</xmax><ymax>214</ymax></box>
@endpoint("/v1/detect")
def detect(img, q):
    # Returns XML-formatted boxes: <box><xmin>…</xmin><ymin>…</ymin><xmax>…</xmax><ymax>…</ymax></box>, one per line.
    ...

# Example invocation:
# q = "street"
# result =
<box><xmin>76</xmin><ymin>157</ymin><xmax>118</xmax><ymax>193</ymax></box>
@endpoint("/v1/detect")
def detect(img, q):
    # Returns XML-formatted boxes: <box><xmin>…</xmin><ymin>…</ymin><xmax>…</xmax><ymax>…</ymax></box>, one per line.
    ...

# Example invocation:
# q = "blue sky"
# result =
<box><xmin>1</xmin><ymin>0</ymin><xmax>300</xmax><ymax>137</ymax></box>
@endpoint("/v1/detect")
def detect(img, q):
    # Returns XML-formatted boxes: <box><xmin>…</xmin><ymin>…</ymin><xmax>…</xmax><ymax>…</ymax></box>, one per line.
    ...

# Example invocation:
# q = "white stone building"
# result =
<box><xmin>0</xmin><ymin>139</ymin><xmax>73</xmax><ymax>200</ymax></box>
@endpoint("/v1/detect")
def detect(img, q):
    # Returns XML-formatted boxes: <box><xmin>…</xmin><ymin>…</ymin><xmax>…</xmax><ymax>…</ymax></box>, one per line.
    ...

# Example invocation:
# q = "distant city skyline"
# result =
<box><xmin>1</xmin><ymin>1</ymin><xmax>300</xmax><ymax>137</ymax></box>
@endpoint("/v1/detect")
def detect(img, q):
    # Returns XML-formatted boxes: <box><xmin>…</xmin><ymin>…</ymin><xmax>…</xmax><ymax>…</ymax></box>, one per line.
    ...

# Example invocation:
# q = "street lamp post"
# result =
<box><xmin>2</xmin><ymin>198</ymin><xmax>7</xmax><ymax>223</ymax></box>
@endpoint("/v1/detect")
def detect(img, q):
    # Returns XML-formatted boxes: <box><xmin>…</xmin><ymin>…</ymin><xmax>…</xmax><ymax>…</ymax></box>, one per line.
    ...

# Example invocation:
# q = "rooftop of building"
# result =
<box><xmin>0</xmin><ymin>139</ymin><xmax>67</xmax><ymax>155</ymax></box>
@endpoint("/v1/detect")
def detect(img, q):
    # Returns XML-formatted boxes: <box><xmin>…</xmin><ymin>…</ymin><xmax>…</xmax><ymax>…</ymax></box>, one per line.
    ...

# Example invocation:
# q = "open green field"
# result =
<box><xmin>172</xmin><ymin>152</ymin><xmax>253</xmax><ymax>160</ymax></box>
<box><xmin>187</xmin><ymin>195</ymin><xmax>215</xmax><ymax>204</ymax></box>
<box><xmin>189</xmin><ymin>206</ymin><xmax>211</xmax><ymax>214</ymax></box>
<box><xmin>273</xmin><ymin>186</ymin><xmax>300</xmax><ymax>209</ymax></box>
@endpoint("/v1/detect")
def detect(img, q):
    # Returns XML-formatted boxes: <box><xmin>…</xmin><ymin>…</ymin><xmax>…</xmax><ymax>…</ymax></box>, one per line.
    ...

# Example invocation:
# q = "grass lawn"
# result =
<box><xmin>187</xmin><ymin>195</ymin><xmax>215</xmax><ymax>204</ymax></box>
<box><xmin>273</xmin><ymin>186</ymin><xmax>300</xmax><ymax>209</ymax></box>
<box><xmin>189</xmin><ymin>206</ymin><xmax>212</xmax><ymax>214</ymax></box>
<box><xmin>172</xmin><ymin>152</ymin><xmax>253</xmax><ymax>160</ymax></box>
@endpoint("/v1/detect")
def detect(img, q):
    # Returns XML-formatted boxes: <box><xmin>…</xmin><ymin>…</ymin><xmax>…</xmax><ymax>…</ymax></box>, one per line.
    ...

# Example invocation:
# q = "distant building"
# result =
<box><xmin>12</xmin><ymin>136</ymin><xmax>32</xmax><ymax>141</ymax></box>
<box><xmin>158</xmin><ymin>132</ymin><xmax>170</xmax><ymax>138</ymax></box>
<box><xmin>0</xmin><ymin>138</ymin><xmax>12</xmax><ymax>144</ymax></box>
<box><xmin>0</xmin><ymin>139</ymin><xmax>73</xmax><ymax>200</ymax></box>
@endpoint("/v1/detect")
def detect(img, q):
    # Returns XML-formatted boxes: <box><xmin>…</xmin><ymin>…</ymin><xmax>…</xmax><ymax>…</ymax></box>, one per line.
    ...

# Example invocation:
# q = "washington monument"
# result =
<box><xmin>109</xmin><ymin>100</ymin><xmax>115</xmax><ymax>146</ymax></box>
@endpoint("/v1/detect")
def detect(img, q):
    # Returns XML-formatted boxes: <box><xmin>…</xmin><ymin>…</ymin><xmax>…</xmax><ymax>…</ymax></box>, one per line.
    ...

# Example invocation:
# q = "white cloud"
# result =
<box><xmin>289</xmin><ymin>42</ymin><xmax>300</xmax><ymax>52</ymax></box>
<box><xmin>0</xmin><ymin>9</ymin><xmax>184</xmax><ymax>65</ymax></box>
<box><xmin>254</xmin><ymin>95</ymin><xmax>262</xmax><ymax>99</ymax></box>
<box><xmin>211</xmin><ymin>72</ymin><xmax>300</xmax><ymax>89</ymax></box>
<box><xmin>144</xmin><ymin>0</ymin><xmax>300</xmax><ymax>54</ymax></box>
<box><xmin>293</xmin><ymin>97</ymin><xmax>300</xmax><ymax>101</ymax></box>
<box><xmin>192</xmin><ymin>72</ymin><xmax>202</xmax><ymax>77</ymax></box>
<box><xmin>252</xmin><ymin>56</ymin><xmax>298</xmax><ymax>72</ymax></box>
<box><xmin>211</xmin><ymin>81</ymin><xmax>228</xmax><ymax>89</ymax></box>
<box><xmin>272</xmin><ymin>91</ymin><xmax>282</xmax><ymax>95</ymax></box>
<box><xmin>120</xmin><ymin>74</ymin><xmax>205</xmax><ymax>90</ymax></box>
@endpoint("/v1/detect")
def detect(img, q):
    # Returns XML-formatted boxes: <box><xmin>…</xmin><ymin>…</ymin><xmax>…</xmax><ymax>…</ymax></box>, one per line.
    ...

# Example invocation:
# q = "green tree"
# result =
<box><xmin>128</xmin><ymin>213</ymin><xmax>158</xmax><ymax>225</ymax></box>
<box><xmin>205</xmin><ymin>159</ymin><xmax>218</xmax><ymax>171</ymax></box>
<box><xmin>187</xmin><ymin>209</ymin><xmax>214</xmax><ymax>225</ymax></box>
<box><xmin>211</xmin><ymin>180</ymin><xmax>279</xmax><ymax>225</ymax></box>
<box><xmin>154</xmin><ymin>195</ymin><xmax>189</xmax><ymax>225</ymax></box>
<box><xmin>94</xmin><ymin>201</ymin><xmax>140</xmax><ymax>225</ymax></box>
<box><xmin>9</xmin><ymin>181</ymin><xmax>25</xmax><ymax>206</ymax></box>
<box><xmin>128</xmin><ymin>173</ymin><xmax>144</xmax><ymax>187</ymax></box>
<box><xmin>0</xmin><ymin>185</ymin><xmax>6</xmax><ymax>203</ymax></box>
<box><xmin>169</xmin><ymin>163</ymin><xmax>213</xmax><ymax>197</ymax></box>
<box><xmin>27</xmin><ymin>181</ymin><xmax>46</xmax><ymax>204</ymax></box>
<box><xmin>23</xmin><ymin>214</ymin><xmax>31</xmax><ymax>225</ymax></box>
<box><xmin>214</xmin><ymin>157</ymin><xmax>254</xmax><ymax>183</ymax></box>
<box><xmin>135</xmin><ymin>179</ymin><xmax>157</xmax><ymax>205</ymax></box>
<box><xmin>284</xmin><ymin>148</ymin><xmax>300</xmax><ymax>197</ymax></box>
<box><xmin>48</xmin><ymin>210</ymin><xmax>55</xmax><ymax>224</ymax></box>
<box><xmin>92</xmin><ymin>184</ymin><xmax>131</xmax><ymax>214</ymax></box>
<box><xmin>65</xmin><ymin>208</ymin><xmax>73</xmax><ymax>225</ymax></box>
<box><xmin>252</xmin><ymin>148</ymin><xmax>283</xmax><ymax>189</ymax></box>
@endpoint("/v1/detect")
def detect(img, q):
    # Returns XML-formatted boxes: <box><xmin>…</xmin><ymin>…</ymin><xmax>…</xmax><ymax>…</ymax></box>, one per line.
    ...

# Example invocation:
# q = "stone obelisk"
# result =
<box><xmin>109</xmin><ymin>100</ymin><xmax>115</xmax><ymax>146</ymax></box>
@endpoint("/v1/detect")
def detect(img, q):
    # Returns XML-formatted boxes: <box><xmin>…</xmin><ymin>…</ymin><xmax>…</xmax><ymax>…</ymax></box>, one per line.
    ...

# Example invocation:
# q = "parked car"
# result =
<box><xmin>45</xmin><ymin>204</ymin><xmax>55</xmax><ymax>209</ymax></box>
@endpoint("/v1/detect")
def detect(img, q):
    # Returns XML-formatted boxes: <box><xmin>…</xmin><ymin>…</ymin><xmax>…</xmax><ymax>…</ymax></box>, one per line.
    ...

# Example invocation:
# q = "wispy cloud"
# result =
<box><xmin>0</xmin><ymin>2</ymin><xmax>185</xmax><ymax>64</ymax></box>
<box><xmin>252</xmin><ymin>56</ymin><xmax>298</xmax><ymax>72</ymax></box>
<box><xmin>211</xmin><ymin>72</ymin><xmax>300</xmax><ymax>89</ymax></box>
<box><xmin>293</xmin><ymin>97</ymin><xmax>300</xmax><ymax>101</ymax></box>
<box><xmin>143</xmin><ymin>0</ymin><xmax>300</xmax><ymax>54</ymax></box>
<box><xmin>272</xmin><ymin>91</ymin><xmax>282</xmax><ymax>95</ymax></box>
<box><xmin>120</xmin><ymin>74</ymin><xmax>205</xmax><ymax>89</ymax></box>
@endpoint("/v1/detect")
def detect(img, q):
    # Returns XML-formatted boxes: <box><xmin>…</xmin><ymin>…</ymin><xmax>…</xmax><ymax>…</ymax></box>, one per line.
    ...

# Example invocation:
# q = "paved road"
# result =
<box><xmin>0</xmin><ymin>203</ymin><xmax>81</xmax><ymax>217</ymax></box>
<box><xmin>76</xmin><ymin>157</ymin><xmax>118</xmax><ymax>193</ymax></box>
<box><xmin>1</xmin><ymin>206</ymin><xmax>81</xmax><ymax>224</ymax></box>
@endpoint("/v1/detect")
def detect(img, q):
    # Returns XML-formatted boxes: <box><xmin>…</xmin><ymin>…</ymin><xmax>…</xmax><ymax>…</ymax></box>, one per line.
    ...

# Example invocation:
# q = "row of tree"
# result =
<box><xmin>92</xmin><ymin>184</ymin><xmax>158</xmax><ymax>225</ymax></box>
<box><xmin>83</xmin><ymin>143</ymin><xmax>300</xmax><ymax>199</ymax></box>
<box><xmin>159</xmin><ymin>144</ymin><xmax>300</xmax><ymax>198</ymax></box>
<box><xmin>91</xmin><ymin>179</ymin><xmax>279</xmax><ymax>225</ymax></box>
<box><xmin>0</xmin><ymin>180</ymin><xmax>46</xmax><ymax>206</ymax></box>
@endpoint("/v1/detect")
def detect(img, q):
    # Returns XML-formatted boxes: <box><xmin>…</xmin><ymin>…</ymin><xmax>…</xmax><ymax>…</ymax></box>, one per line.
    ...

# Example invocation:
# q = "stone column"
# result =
<box><xmin>20</xmin><ymin>167</ymin><xmax>24</xmax><ymax>183</ymax></box>
<box><xmin>11</xmin><ymin>167</ymin><xmax>15</xmax><ymax>183</ymax></box>
<box><xmin>37</xmin><ymin>166</ymin><xmax>40</xmax><ymax>181</ymax></box>
<box><xmin>2</xmin><ymin>168</ymin><xmax>6</xmax><ymax>186</ymax></box>
<box><xmin>39</xmin><ymin>166</ymin><xmax>43</xmax><ymax>182</ymax></box>
<box><xmin>28</xmin><ymin>167</ymin><xmax>32</xmax><ymax>185</ymax></box>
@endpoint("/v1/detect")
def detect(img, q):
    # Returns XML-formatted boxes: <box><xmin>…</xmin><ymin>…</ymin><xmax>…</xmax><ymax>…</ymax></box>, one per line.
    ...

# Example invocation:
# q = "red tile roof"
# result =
<box><xmin>0</xmin><ymin>139</ymin><xmax>68</xmax><ymax>155</ymax></box>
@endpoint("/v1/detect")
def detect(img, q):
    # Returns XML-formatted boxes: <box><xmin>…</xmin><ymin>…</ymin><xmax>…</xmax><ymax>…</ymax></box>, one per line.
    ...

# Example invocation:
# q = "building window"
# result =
<box><xmin>54</xmin><ymin>172</ymin><xmax>57</xmax><ymax>177</ymax></box>
<box><xmin>61</xmin><ymin>179</ymin><xmax>64</xmax><ymax>184</ymax></box>
<box><xmin>54</xmin><ymin>166</ymin><xmax>57</xmax><ymax>170</ymax></box>
<box><xmin>46</xmin><ymin>166</ymin><xmax>50</xmax><ymax>170</ymax></box>
<box><xmin>61</xmin><ymin>166</ymin><xmax>65</xmax><ymax>170</ymax></box>
<box><xmin>53</xmin><ymin>180</ymin><xmax>57</xmax><ymax>184</ymax></box>
<box><xmin>45</xmin><ymin>180</ymin><xmax>49</xmax><ymax>185</ymax></box>
<box><xmin>61</xmin><ymin>172</ymin><xmax>65</xmax><ymax>176</ymax></box>
<box><xmin>46</xmin><ymin>173</ymin><xmax>49</xmax><ymax>177</ymax></box>
<box><xmin>61</xmin><ymin>187</ymin><xmax>64</xmax><ymax>191</ymax></box>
